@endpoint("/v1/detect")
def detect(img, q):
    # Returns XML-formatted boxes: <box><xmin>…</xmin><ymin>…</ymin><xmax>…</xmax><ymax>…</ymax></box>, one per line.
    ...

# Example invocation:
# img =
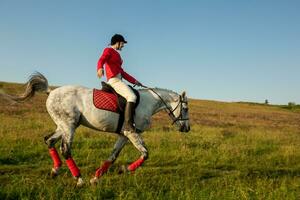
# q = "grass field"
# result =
<box><xmin>1</xmin><ymin>81</ymin><xmax>300</xmax><ymax>199</ymax></box>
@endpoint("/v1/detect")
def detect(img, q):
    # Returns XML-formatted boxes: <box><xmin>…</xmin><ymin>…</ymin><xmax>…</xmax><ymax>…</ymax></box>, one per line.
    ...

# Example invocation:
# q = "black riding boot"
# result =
<box><xmin>124</xmin><ymin>102</ymin><xmax>136</xmax><ymax>134</ymax></box>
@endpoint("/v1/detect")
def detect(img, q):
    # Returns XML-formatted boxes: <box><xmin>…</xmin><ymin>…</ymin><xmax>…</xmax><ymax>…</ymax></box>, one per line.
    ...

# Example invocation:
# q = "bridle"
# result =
<box><xmin>139</xmin><ymin>85</ymin><xmax>189</xmax><ymax>125</ymax></box>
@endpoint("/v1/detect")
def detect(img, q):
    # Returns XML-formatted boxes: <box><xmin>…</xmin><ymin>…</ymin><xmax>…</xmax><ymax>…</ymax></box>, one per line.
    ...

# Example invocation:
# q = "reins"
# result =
<box><xmin>136</xmin><ymin>84</ymin><xmax>189</xmax><ymax>125</ymax></box>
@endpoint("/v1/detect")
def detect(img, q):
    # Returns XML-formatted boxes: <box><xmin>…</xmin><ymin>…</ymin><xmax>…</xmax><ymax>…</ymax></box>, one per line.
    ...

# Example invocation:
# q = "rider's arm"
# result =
<box><xmin>120</xmin><ymin>68</ymin><xmax>139</xmax><ymax>85</ymax></box>
<box><xmin>97</xmin><ymin>48</ymin><xmax>111</xmax><ymax>73</ymax></box>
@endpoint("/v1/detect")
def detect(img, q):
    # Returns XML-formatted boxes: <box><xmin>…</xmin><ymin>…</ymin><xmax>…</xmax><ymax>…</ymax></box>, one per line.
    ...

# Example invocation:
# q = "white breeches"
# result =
<box><xmin>108</xmin><ymin>74</ymin><xmax>137</xmax><ymax>103</ymax></box>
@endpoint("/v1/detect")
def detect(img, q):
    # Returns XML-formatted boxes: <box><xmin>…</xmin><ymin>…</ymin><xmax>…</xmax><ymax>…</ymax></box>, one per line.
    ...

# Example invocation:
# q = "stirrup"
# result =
<box><xmin>123</xmin><ymin>127</ymin><xmax>136</xmax><ymax>135</ymax></box>
<box><xmin>123</xmin><ymin>122</ymin><xmax>136</xmax><ymax>133</ymax></box>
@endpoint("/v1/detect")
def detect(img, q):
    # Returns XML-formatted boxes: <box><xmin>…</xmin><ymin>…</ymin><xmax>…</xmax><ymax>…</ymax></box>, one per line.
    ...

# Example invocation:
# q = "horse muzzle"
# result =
<box><xmin>179</xmin><ymin>125</ymin><xmax>190</xmax><ymax>133</ymax></box>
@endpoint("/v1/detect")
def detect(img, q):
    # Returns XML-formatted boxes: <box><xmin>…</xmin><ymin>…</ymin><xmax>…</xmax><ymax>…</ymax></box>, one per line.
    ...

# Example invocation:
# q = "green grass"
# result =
<box><xmin>1</xmin><ymin>82</ymin><xmax>300</xmax><ymax>199</ymax></box>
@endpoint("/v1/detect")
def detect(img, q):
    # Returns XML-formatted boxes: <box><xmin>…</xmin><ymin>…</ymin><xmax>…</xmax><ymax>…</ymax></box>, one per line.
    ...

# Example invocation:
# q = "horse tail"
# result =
<box><xmin>1</xmin><ymin>72</ymin><xmax>51</xmax><ymax>102</ymax></box>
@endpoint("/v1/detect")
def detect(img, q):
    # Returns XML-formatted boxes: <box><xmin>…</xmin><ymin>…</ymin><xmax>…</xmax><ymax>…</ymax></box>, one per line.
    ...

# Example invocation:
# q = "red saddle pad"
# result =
<box><xmin>93</xmin><ymin>89</ymin><xmax>118</xmax><ymax>113</ymax></box>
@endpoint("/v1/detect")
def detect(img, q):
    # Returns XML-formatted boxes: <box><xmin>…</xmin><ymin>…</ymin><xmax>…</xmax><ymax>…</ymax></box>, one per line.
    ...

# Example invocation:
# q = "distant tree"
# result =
<box><xmin>288</xmin><ymin>102</ymin><xmax>296</xmax><ymax>108</ymax></box>
<box><xmin>265</xmin><ymin>99</ymin><xmax>269</xmax><ymax>105</ymax></box>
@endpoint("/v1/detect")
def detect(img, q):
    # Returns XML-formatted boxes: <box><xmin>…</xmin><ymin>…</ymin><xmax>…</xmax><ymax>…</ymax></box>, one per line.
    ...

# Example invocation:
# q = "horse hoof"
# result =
<box><xmin>90</xmin><ymin>177</ymin><xmax>99</xmax><ymax>186</ymax></box>
<box><xmin>50</xmin><ymin>168</ymin><xmax>59</xmax><ymax>178</ymax></box>
<box><xmin>76</xmin><ymin>177</ymin><xmax>85</xmax><ymax>187</ymax></box>
<box><xmin>118</xmin><ymin>165</ymin><xmax>129</xmax><ymax>174</ymax></box>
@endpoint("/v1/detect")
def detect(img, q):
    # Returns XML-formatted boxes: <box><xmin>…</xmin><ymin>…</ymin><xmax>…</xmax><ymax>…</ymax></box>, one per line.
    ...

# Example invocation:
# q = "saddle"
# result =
<box><xmin>93</xmin><ymin>82</ymin><xmax>140</xmax><ymax>133</ymax></box>
<box><xmin>93</xmin><ymin>82</ymin><xmax>140</xmax><ymax>113</ymax></box>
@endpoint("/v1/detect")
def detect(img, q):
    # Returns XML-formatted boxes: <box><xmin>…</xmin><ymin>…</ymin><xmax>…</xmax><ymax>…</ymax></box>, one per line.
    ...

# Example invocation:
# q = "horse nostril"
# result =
<box><xmin>185</xmin><ymin>126</ymin><xmax>190</xmax><ymax>132</ymax></box>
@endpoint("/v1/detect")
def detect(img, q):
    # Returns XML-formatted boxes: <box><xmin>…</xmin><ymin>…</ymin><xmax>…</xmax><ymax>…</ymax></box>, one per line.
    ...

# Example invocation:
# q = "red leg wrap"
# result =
<box><xmin>66</xmin><ymin>157</ymin><xmax>81</xmax><ymax>177</ymax></box>
<box><xmin>49</xmin><ymin>148</ymin><xmax>62</xmax><ymax>169</ymax></box>
<box><xmin>95</xmin><ymin>161</ymin><xmax>112</xmax><ymax>178</ymax></box>
<box><xmin>128</xmin><ymin>158</ymin><xmax>145</xmax><ymax>171</ymax></box>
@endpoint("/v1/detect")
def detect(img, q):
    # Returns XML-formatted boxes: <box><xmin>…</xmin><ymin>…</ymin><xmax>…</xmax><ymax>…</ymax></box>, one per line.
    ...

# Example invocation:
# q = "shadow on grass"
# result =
<box><xmin>110</xmin><ymin>162</ymin><xmax>238</xmax><ymax>183</ymax></box>
<box><xmin>0</xmin><ymin>151</ymin><xmax>44</xmax><ymax>165</ymax></box>
<box><xmin>242</xmin><ymin>168</ymin><xmax>300</xmax><ymax>178</ymax></box>
<box><xmin>0</xmin><ymin>157</ymin><xmax>19</xmax><ymax>165</ymax></box>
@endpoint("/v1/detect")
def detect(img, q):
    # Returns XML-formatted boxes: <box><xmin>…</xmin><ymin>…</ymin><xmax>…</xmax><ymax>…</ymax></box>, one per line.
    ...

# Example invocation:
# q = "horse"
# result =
<box><xmin>5</xmin><ymin>72</ymin><xmax>190</xmax><ymax>186</ymax></box>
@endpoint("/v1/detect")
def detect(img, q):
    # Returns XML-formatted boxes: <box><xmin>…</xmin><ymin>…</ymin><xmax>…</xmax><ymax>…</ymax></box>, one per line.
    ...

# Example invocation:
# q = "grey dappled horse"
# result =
<box><xmin>5</xmin><ymin>73</ymin><xmax>190</xmax><ymax>186</ymax></box>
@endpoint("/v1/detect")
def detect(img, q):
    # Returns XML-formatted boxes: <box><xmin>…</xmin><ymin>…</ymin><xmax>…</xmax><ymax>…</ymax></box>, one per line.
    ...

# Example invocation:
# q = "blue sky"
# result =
<box><xmin>0</xmin><ymin>0</ymin><xmax>299</xmax><ymax>104</ymax></box>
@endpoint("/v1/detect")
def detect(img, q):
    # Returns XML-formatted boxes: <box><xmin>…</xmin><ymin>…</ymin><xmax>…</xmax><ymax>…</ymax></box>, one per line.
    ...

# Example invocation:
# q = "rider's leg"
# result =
<box><xmin>108</xmin><ymin>76</ymin><xmax>137</xmax><ymax>133</ymax></box>
<box><xmin>124</xmin><ymin>101</ymin><xmax>136</xmax><ymax>133</ymax></box>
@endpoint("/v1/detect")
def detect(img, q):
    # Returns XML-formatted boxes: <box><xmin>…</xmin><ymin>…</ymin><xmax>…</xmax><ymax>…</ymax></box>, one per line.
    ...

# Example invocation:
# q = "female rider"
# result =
<box><xmin>97</xmin><ymin>34</ymin><xmax>142</xmax><ymax>134</ymax></box>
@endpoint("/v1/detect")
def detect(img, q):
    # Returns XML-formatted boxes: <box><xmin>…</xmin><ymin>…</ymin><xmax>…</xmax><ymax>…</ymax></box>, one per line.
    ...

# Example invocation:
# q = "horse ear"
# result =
<box><xmin>181</xmin><ymin>91</ymin><xmax>186</xmax><ymax>98</ymax></box>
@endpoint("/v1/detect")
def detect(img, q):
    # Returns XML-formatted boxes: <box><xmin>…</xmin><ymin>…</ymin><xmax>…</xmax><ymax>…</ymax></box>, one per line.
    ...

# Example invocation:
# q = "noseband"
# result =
<box><xmin>169</xmin><ymin>97</ymin><xmax>189</xmax><ymax>125</ymax></box>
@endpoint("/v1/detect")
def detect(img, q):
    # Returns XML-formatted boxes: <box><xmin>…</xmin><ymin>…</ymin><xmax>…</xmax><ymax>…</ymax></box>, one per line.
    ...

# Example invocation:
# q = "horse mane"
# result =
<box><xmin>139</xmin><ymin>87</ymin><xmax>177</xmax><ymax>94</ymax></box>
<box><xmin>139</xmin><ymin>87</ymin><xmax>179</xmax><ymax>101</ymax></box>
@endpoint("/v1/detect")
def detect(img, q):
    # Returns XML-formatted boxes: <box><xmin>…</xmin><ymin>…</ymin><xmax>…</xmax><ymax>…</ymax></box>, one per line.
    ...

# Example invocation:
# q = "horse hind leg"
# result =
<box><xmin>44</xmin><ymin>131</ymin><xmax>63</xmax><ymax>177</ymax></box>
<box><xmin>59</xmin><ymin>125</ymin><xmax>84</xmax><ymax>187</ymax></box>
<box><xmin>46</xmin><ymin>91</ymin><xmax>83</xmax><ymax>186</ymax></box>
<box><xmin>45</xmin><ymin>125</ymin><xmax>83</xmax><ymax>186</ymax></box>
<box><xmin>45</xmin><ymin>118</ymin><xmax>83</xmax><ymax>185</ymax></box>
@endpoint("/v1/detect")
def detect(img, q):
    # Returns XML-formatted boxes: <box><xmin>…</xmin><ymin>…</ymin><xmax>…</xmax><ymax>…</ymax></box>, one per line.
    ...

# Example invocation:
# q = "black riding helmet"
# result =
<box><xmin>111</xmin><ymin>34</ymin><xmax>127</xmax><ymax>45</ymax></box>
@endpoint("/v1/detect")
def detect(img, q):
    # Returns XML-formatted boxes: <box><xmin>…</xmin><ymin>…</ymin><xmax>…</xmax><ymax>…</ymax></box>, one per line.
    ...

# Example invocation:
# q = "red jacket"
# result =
<box><xmin>97</xmin><ymin>47</ymin><xmax>137</xmax><ymax>84</ymax></box>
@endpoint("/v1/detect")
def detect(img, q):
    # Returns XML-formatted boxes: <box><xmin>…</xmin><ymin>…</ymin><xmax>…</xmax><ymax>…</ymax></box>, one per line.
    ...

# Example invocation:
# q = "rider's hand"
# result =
<box><xmin>135</xmin><ymin>81</ymin><xmax>143</xmax><ymax>87</ymax></box>
<box><xmin>97</xmin><ymin>69</ymin><xmax>104</xmax><ymax>78</ymax></box>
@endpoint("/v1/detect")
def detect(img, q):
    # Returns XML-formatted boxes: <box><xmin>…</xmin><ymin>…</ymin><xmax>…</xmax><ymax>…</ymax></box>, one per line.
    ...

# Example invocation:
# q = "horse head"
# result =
<box><xmin>139</xmin><ymin>87</ymin><xmax>191</xmax><ymax>133</ymax></box>
<box><xmin>169</xmin><ymin>91</ymin><xmax>190</xmax><ymax>133</ymax></box>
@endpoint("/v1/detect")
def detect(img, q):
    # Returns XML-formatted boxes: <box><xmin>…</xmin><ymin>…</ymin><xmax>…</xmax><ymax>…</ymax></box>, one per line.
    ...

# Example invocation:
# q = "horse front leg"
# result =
<box><xmin>123</xmin><ymin>131</ymin><xmax>148</xmax><ymax>172</ymax></box>
<box><xmin>90</xmin><ymin>135</ymin><xmax>128</xmax><ymax>185</ymax></box>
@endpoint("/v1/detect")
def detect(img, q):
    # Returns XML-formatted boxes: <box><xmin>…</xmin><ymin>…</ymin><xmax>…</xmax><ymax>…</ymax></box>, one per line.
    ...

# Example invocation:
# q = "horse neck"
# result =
<box><xmin>139</xmin><ymin>88</ymin><xmax>177</xmax><ymax>116</ymax></box>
